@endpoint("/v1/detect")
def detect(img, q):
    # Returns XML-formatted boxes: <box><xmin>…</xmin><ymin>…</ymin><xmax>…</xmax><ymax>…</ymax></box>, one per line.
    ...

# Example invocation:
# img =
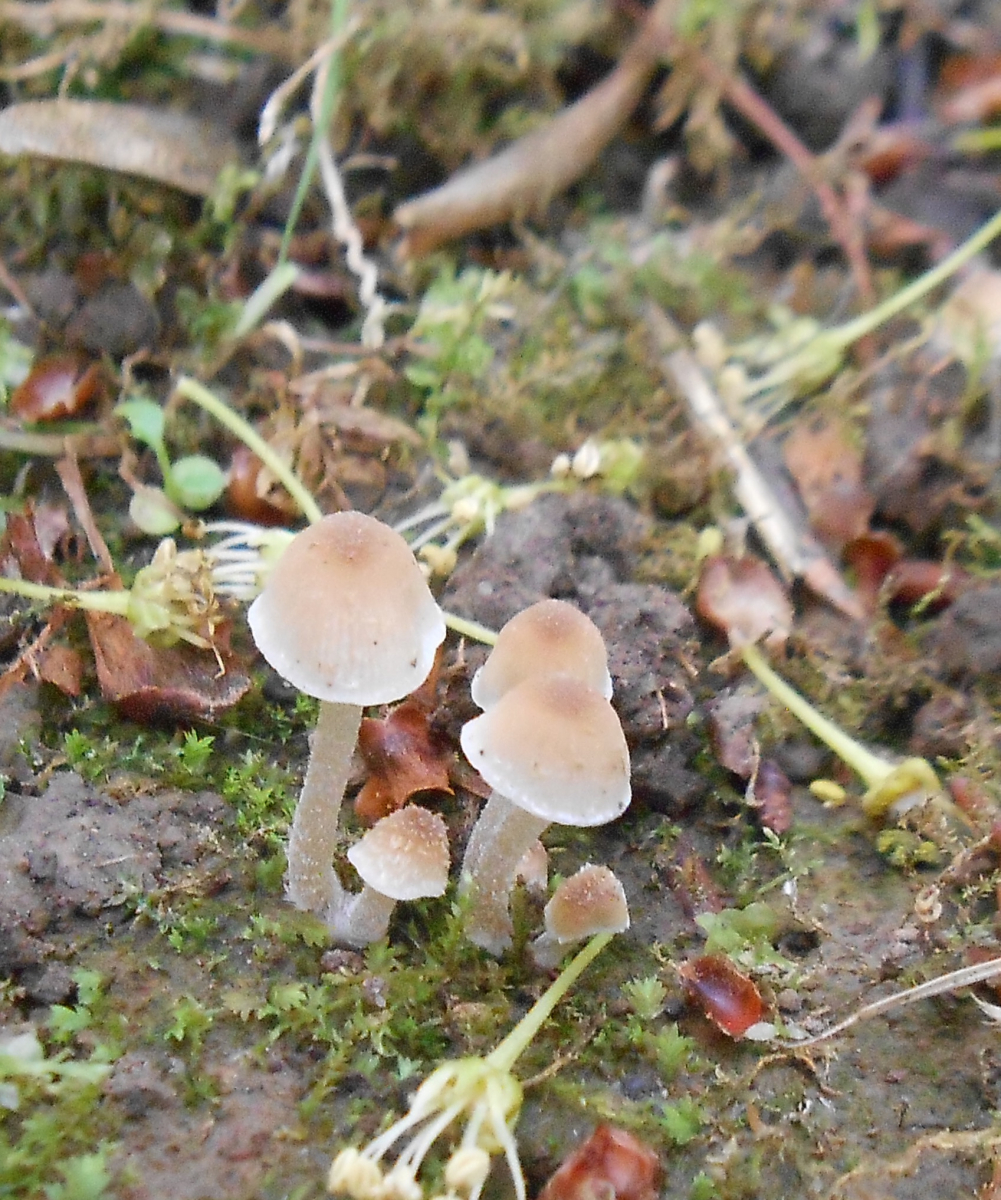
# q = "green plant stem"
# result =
<box><xmin>175</xmin><ymin>377</ymin><xmax>323</xmax><ymax>524</ymax></box>
<box><xmin>831</xmin><ymin>203</ymin><xmax>1001</xmax><ymax>347</ymax></box>
<box><xmin>442</xmin><ymin>612</ymin><xmax>497</xmax><ymax>646</ymax></box>
<box><xmin>280</xmin><ymin>0</ymin><xmax>350</xmax><ymax>263</ymax></box>
<box><xmin>740</xmin><ymin>643</ymin><xmax>891</xmax><ymax>788</ymax></box>
<box><xmin>486</xmin><ymin>932</ymin><xmax>611</xmax><ymax>1073</ymax></box>
<box><xmin>0</xmin><ymin>576</ymin><xmax>130</xmax><ymax>617</ymax></box>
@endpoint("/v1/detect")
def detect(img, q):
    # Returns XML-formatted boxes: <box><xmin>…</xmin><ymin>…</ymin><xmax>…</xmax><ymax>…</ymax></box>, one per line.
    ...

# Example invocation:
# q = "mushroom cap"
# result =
<box><xmin>471</xmin><ymin>599</ymin><xmax>612</xmax><ymax>709</ymax></box>
<box><xmin>544</xmin><ymin>863</ymin><xmax>629</xmax><ymax>942</ymax></box>
<box><xmin>459</xmin><ymin>674</ymin><xmax>631</xmax><ymax>826</ymax></box>
<box><xmin>247</xmin><ymin>512</ymin><xmax>445</xmax><ymax>705</ymax></box>
<box><xmin>347</xmin><ymin>805</ymin><xmax>450</xmax><ymax>900</ymax></box>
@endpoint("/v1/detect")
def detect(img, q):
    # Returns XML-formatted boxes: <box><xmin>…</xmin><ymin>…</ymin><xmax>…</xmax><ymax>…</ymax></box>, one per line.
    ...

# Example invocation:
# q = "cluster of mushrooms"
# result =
<box><xmin>248</xmin><ymin>511</ymin><xmax>632</xmax><ymax>959</ymax></box>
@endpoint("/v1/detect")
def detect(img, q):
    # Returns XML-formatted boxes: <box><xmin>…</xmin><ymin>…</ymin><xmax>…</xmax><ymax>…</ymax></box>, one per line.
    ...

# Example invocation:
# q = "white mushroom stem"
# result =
<box><xmin>285</xmin><ymin>700</ymin><xmax>361</xmax><ymax>914</ymax></box>
<box><xmin>327</xmin><ymin>886</ymin><xmax>397</xmax><ymax>948</ymax></box>
<box><xmin>459</xmin><ymin>792</ymin><xmax>550</xmax><ymax>955</ymax></box>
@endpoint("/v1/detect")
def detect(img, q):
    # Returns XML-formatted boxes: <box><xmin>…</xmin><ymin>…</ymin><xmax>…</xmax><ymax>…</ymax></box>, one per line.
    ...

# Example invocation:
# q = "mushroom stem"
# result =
<box><xmin>285</xmin><ymin>699</ymin><xmax>361</xmax><ymax>913</ymax></box>
<box><xmin>328</xmin><ymin>886</ymin><xmax>396</xmax><ymax>947</ymax></box>
<box><xmin>459</xmin><ymin>792</ymin><xmax>549</xmax><ymax>954</ymax></box>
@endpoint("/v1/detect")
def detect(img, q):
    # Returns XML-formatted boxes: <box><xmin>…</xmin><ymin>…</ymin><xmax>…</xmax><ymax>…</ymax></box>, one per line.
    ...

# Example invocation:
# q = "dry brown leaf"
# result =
<box><xmin>537</xmin><ymin>1125</ymin><xmax>661</xmax><ymax>1200</ymax></box>
<box><xmin>0</xmin><ymin>100</ymin><xmax>239</xmax><ymax>195</ymax></box>
<box><xmin>37</xmin><ymin>642</ymin><xmax>83</xmax><ymax>696</ymax></box>
<box><xmin>783</xmin><ymin>415</ymin><xmax>873</xmax><ymax>552</ymax></box>
<box><xmin>696</xmin><ymin>555</ymin><xmax>793</xmax><ymax>650</ymax></box>
<box><xmin>354</xmin><ymin>698</ymin><xmax>453</xmax><ymax>824</ymax></box>
<box><xmin>85</xmin><ymin>610</ymin><xmax>250</xmax><ymax>723</ymax></box>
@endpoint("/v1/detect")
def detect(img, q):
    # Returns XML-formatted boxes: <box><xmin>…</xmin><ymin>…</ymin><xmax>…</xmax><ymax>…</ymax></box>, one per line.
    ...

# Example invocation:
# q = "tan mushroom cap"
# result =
<box><xmin>471</xmin><ymin>599</ymin><xmax>612</xmax><ymax>710</ymax></box>
<box><xmin>544</xmin><ymin>864</ymin><xmax>629</xmax><ymax>942</ymax></box>
<box><xmin>248</xmin><ymin>512</ymin><xmax>445</xmax><ymax>705</ymax></box>
<box><xmin>460</xmin><ymin>674</ymin><xmax>631</xmax><ymax>826</ymax></box>
<box><xmin>347</xmin><ymin>805</ymin><xmax>450</xmax><ymax>900</ymax></box>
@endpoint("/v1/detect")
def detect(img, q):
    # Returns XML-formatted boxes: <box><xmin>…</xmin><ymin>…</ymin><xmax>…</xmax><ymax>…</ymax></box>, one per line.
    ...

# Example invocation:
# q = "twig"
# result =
<box><xmin>648</xmin><ymin>304</ymin><xmax>863</xmax><ymax>618</ymax></box>
<box><xmin>55</xmin><ymin>445</ymin><xmax>115</xmax><ymax>573</ymax></box>
<box><xmin>784</xmin><ymin>954</ymin><xmax>1001</xmax><ymax>1049</ymax></box>
<box><xmin>0</xmin><ymin>0</ymin><xmax>295</xmax><ymax>61</ymax></box>
<box><xmin>393</xmin><ymin>0</ymin><xmax>675</xmax><ymax>256</ymax></box>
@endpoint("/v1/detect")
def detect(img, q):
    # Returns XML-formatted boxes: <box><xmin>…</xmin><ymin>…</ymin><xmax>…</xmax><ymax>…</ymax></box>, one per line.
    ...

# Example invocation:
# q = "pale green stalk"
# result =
<box><xmin>486</xmin><ymin>932</ymin><xmax>611</xmax><ymax>1071</ymax></box>
<box><xmin>741</xmin><ymin>643</ymin><xmax>940</xmax><ymax>817</ymax></box>
<box><xmin>174</xmin><ymin>376</ymin><xmax>323</xmax><ymax>524</ymax></box>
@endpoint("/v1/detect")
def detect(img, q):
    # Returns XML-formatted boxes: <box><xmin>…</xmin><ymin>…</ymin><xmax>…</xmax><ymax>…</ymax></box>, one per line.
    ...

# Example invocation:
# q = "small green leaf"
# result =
<box><xmin>168</xmin><ymin>455</ymin><xmax>226</xmax><ymax>511</ymax></box>
<box><xmin>128</xmin><ymin>486</ymin><xmax>181</xmax><ymax>535</ymax></box>
<box><xmin>115</xmin><ymin>397</ymin><xmax>166</xmax><ymax>450</ymax></box>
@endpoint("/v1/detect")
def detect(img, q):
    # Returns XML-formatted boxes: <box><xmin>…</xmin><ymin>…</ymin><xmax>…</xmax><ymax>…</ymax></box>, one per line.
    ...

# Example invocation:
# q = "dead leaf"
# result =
<box><xmin>85</xmin><ymin>610</ymin><xmax>250</xmax><ymax>723</ymax></box>
<box><xmin>354</xmin><ymin>699</ymin><xmax>453</xmax><ymax>824</ymax></box>
<box><xmin>783</xmin><ymin>415</ymin><xmax>873</xmax><ymax>552</ymax></box>
<box><xmin>537</xmin><ymin>1125</ymin><xmax>661</xmax><ymax>1200</ymax></box>
<box><xmin>680</xmin><ymin>953</ymin><xmax>765</xmax><ymax>1038</ymax></box>
<box><xmin>696</xmin><ymin>554</ymin><xmax>793</xmax><ymax>649</ymax></box>
<box><xmin>37</xmin><ymin>642</ymin><xmax>83</xmax><ymax>697</ymax></box>
<box><xmin>0</xmin><ymin>100</ymin><xmax>239</xmax><ymax>195</ymax></box>
<box><xmin>11</xmin><ymin>354</ymin><xmax>104</xmax><ymax>422</ymax></box>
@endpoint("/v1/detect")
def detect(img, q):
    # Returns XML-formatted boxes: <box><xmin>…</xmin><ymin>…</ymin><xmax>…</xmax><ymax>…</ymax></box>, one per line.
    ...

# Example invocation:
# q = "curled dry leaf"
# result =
<box><xmin>225</xmin><ymin>445</ymin><xmax>300</xmax><ymax>527</ymax></box>
<box><xmin>37</xmin><ymin>642</ymin><xmax>83</xmax><ymax>697</ymax></box>
<box><xmin>0</xmin><ymin>100</ymin><xmax>239</xmax><ymax>196</ymax></box>
<box><xmin>696</xmin><ymin>554</ymin><xmax>793</xmax><ymax>650</ymax></box>
<box><xmin>747</xmin><ymin>757</ymin><xmax>793</xmax><ymax>835</ymax></box>
<box><xmin>537</xmin><ymin>1125</ymin><xmax>661</xmax><ymax>1200</ymax></box>
<box><xmin>11</xmin><ymin>355</ymin><xmax>104</xmax><ymax>422</ymax></box>
<box><xmin>354</xmin><ymin>698</ymin><xmax>453</xmax><ymax>824</ymax></box>
<box><xmin>85</xmin><ymin>610</ymin><xmax>250</xmax><ymax>723</ymax></box>
<box><xmin>394</xmin><ymin>0</ymin><xmax>671</xmax><ymax>255</ymax></box>
<box><xmin>782</xmin><ymin>415</ymin><xmax>873</xmax><ymax>552</ymax></box>
<box><xmin>680</xmin><ymin>953</ymin><xmax>765</xmax><ymax>1038</ymax></box>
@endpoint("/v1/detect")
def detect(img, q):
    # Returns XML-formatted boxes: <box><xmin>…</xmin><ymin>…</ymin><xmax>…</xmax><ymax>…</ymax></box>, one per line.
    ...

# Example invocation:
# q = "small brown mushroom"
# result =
<box><xmin>459</xmin><ymin>674</ymin><xmax>631</xmax><ymax>955</ymax></box>
<box><xmin>248</xmin><ymin>512</ymin><xmax>445</xmax><ymax>918</ymax></box>
<box><xmin>471</xmin><ymin>599</ymin><xmax>611</xmax><ymax>710</ymax></box>
<box><xmin>330</xmin><ymin>805</ymin><xmax>450</xmax><ymax>947</ymax></box>
<box><xmin>531</xmin><ymin>864</ymin><xmax>629</xmax><ymax>969</ymax></box>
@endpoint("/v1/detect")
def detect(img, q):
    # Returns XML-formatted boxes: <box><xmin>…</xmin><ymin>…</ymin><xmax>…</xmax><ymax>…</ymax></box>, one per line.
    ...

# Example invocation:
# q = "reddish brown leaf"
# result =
<box><xmin>844</xmin><ymin>531</ymin><xmax>903</xmax><ymax>612</ymax></box>
<box><xmin>37</xmin><ymin>643</ymin><xmax>83</xmax><ymax>697</ymax></box>
<box><xmin>354</xmin><ymin>698</ymin><xmax>453</xmax><ymax>824</ymax></box>
<box><xmin>696</xmin><ymin>555</ymin><xmax>793</xmax><ymax>649</ymax></box>
<box><xmin>85</xmin><ymin>610</ymin><xmax>250</xmax><ymax>723</ymax></box>
<box><xmin>680</xmin><ymin>953</ymin><xmax>765</xmax><ymax>1037</ymax></box>
<box><xmin>783</xmin><ymin>415</ymin><xmax>873</xmax><ymax>552</ymax></box>
<box><xmin>11</xmin><ymin>355</ymin><xmax>103</xmax><ymax>422</ymax></box>
<box><xmin>706</xmin><ymin>684</ymin><xmax>766</xmax><ymax>778</ymax></box>
<box><xmin>537</xmin><ymin>1125</ymin><xmax>661</xmax><ymax>1200</ymax></box>
<box><xmin>748</xmin><ymin>758</ymin><xmax>793</xmax><ymax>835</ymax></box>
<box><xmin>225</xmin><ymin>445</ymin><xmax>300</xmax><ymax>526</ymax></box>
<box><xmin>4</xmin><ymin>508</ymin><xmax>59</xmax><ymax>584</ymax></box>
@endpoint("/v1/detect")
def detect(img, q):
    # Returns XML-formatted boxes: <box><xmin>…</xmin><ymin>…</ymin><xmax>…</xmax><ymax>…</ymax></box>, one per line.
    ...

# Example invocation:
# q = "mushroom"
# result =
<box><xmin>471</xmin><ymin>599</ymin><xmax>612</xmax><ymax>710</ymax></box>
<box><xmin>247</xmin><ymin>512</ymin><xmax>445</xmax><ymax>916</ymax></box>
<box><xmin>530</xmin><ymin>864</ymin><xmax>629</xmax><ymax>969</ymax></box>
<box><xmin>459</xmin><ymin>674</ymin><xmax>631</xmax><ymax>954</ymax></box>
<box><xmin>330</xmin><ymin>805</ymin><xmax>450</xmax><ymax>947</ymax></box>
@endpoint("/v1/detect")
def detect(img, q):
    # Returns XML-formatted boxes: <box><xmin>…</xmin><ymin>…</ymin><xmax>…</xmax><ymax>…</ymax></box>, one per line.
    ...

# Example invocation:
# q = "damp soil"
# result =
<box><xmin>2</xmin><ymin>493</ymin><xmax>998</xmax><ymax>1200</ymax></box>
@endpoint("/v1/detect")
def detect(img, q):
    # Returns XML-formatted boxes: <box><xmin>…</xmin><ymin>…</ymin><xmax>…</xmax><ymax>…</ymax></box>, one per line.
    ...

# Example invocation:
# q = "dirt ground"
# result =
<box><xmin>5</xmin><ymin>0</ymin><xmax>1001</xmax><ymax>1197</ymax></box>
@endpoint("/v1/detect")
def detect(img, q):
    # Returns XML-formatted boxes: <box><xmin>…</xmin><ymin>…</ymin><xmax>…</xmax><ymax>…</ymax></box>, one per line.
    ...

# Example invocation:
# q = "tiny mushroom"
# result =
<box><xmin>248</xmin><ymin>512</ymin><xmax>445</xmax><ymax>917</ymax></box>
<box><xmin>459</xmin><ymin>674</ymin><xmax>631</xmax><ymax>955</ymax></box>
<box><xmin>471</xmin><ymin>599</ymin><xmax>611</xmax><ymax>710</ymax></box>
<box><xmin>531</xmin><ymin>863</ymin><xmax>629</xmax><ymax>969</ymax></box>
<box><xmin>330</xmin><ymin>805</ymin><xmax>450</xmax><ymax>947</ymax></box>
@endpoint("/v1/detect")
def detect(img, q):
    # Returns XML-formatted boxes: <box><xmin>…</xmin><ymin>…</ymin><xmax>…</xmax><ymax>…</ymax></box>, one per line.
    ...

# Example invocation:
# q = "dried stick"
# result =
<box><xmin>394</xmin><ymin>0</ymin><xmax>675</xmax><ymax>256</ymax></box>
<box><xmin>0</xmin><ymin>0</ymin><xmax>295</xmax><ymax>60</ymax></box>
<box><xmin>649</xmin><ymin>304</ymin><xmax>864</xmax><ymax>619</ymax></box>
